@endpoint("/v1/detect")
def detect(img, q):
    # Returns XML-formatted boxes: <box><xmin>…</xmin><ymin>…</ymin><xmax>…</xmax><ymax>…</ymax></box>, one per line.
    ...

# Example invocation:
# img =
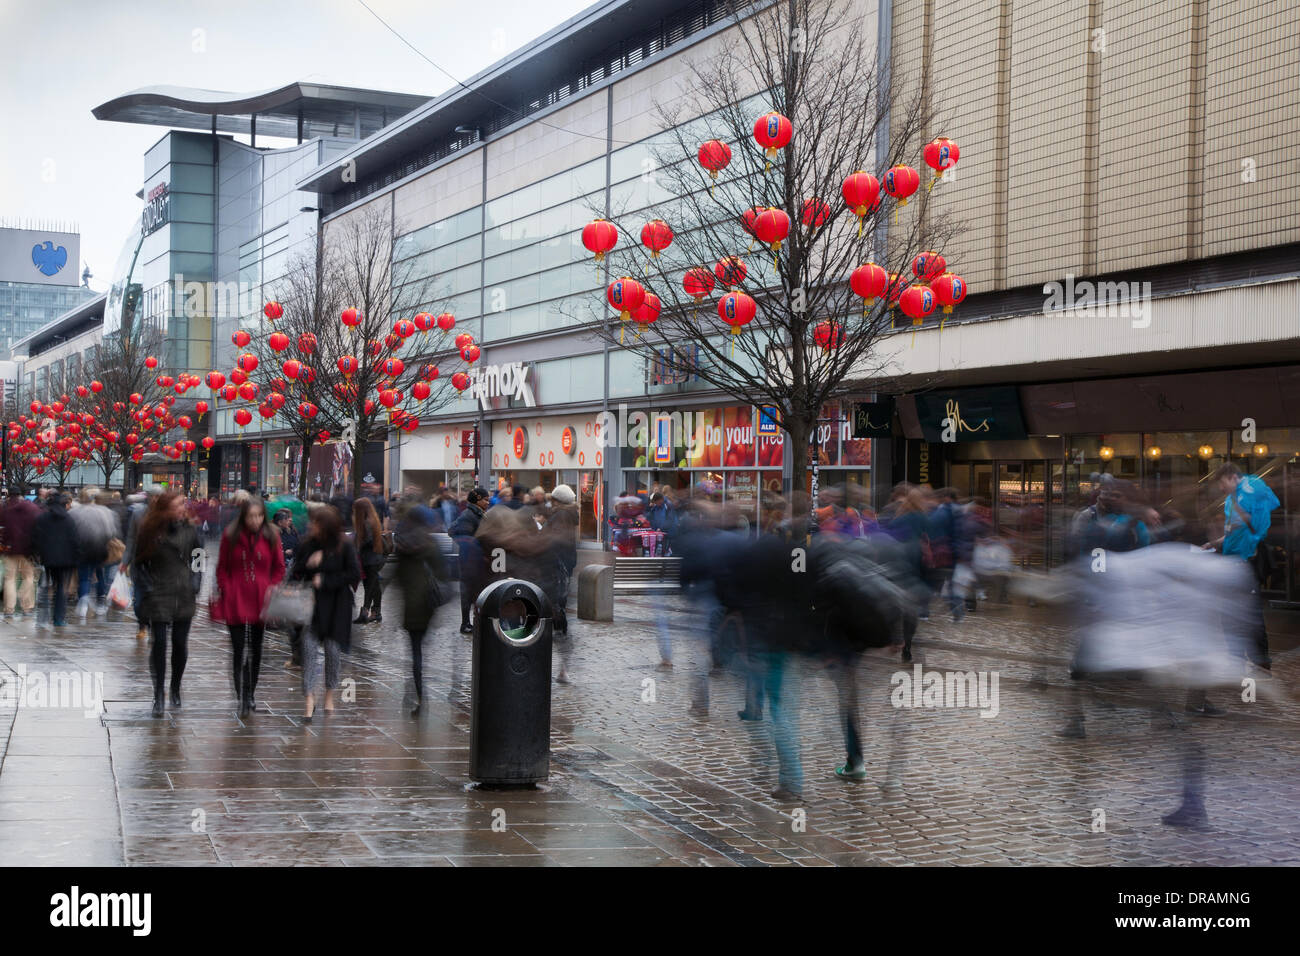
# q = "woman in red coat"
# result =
<box><xmin>216</xmin><ymin>497</ymin><xmax>285</xmax><ymax>716</ymax></box>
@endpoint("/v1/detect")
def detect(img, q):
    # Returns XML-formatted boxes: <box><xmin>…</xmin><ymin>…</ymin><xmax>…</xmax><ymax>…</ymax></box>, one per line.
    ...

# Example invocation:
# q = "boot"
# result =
<box><xmin>152</xmin><ymin>689</ymin><xmax>165</xmax><ymax>718</ymax></box>
<box><xmin>170</xmin><ymin>685</ymin><xmax>182</xmax><ymax>709</ymax></box>
<box><xmin>354</xmin><ymin>610</ymin><xmax>370</xmax><ymax>624</ymax></box>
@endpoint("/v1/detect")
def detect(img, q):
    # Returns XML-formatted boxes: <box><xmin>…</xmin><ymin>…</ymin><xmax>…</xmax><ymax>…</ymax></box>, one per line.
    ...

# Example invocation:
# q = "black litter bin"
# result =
<box><xmin>470</xmin><ymin>578</ymin><xmax>553</xmax><ymax>785</ymax></box>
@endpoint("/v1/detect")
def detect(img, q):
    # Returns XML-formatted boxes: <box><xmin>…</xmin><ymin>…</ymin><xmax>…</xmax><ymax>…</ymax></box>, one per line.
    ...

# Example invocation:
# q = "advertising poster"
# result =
<box><xmin>688</xmin><ymin>408</ymin><xmax>721</xmax><ymax>468</ymax></box>
<box><xmin>807</xmin><ymin>401</ymin><xmax>840</xmax><ymax>466</ymax></box>
<box><xmin>722</xmin><ymin>405</ymin><xmax>755</xmax><ymax>467</ymax></box>
<box><xmin>726</xmin><ymin>469</ymin><xmax>758</xmax><ymax>507</ymax></box>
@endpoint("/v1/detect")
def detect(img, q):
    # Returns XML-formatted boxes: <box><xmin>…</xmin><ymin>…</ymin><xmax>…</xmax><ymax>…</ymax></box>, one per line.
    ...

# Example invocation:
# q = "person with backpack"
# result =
<box><xmin>32</xmin><ymin>493</ymin><xmax>80</xmax><ymax>628</ymax></box>
<box><xmin>1069</xmin><ymin>475</ymin><xmax>1150</xmax><ymax>556</ymax></box>
<box><xmin>352</xmin><ymin>496</ymin><xmax>387</xmax><ymax>625</ymax></box>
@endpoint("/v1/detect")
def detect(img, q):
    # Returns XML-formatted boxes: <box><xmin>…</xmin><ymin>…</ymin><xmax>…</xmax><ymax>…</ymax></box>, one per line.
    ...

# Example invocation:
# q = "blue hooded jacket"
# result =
<box><xmin>1223</xmin><ymin>474</ymin><xmax>1279</xmax><ymax>560</ymax></box>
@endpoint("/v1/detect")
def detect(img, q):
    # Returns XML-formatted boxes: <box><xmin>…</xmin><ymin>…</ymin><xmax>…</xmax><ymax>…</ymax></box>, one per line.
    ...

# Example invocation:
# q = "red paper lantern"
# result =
<box><xmin>220</xmin><ymin>384</ymin><xmax>238</xmax><ymax>402</ymax></box>
<box><xmin>850</xmin><ymin>262</ymin><xmax>888</xmax><ymax>307</ymax></box>
<box><xmin>911</xmin><ymin>251</ymin><xmax>946</xmax><ymax>281</ymax></box>
<box><xmin>841</xmin><ymin>171</ymin><xmax>881</xmax><ymax>230</ymax></box>
<box><xmin>451</xmin><ymin>372</ymin><xmax>470</xmax><ymax>392</ymax></box>
<box><xmin>381</xmin><ymin>357</ymin><xmax>405</xmax><ymax>378</ymax></box>
<box><xmin>413</xmin><ymin>312</ymin><xmax>433</xmax><ymax>334</ymax></box>
<box><xmin>640</xmin><ymin>220</ymin><xmax>673</xmax><ymax>259</ymax></box>
<box><xmin>461</xmin><ymin>344</ymin><xmax>481</xmax><ymax>364</ymax></box>
<box><xmin>337</xmin><ymin>355</ymin><xmax>358</xmax><ymax>377</ymax></box>
<box><xmin>201</xmin><ymin>436</ymin><xmax>215</xmax><ymax>449</ymax></box>
<box><xmin>232</xmin><ymin>329</ymin><xmax>252</xmax><ymax>348</ymax></box>
<box><xmin>298</xmin><ymin>333</ymin><xmax>317</xmax><ymax>353</ymax></box>
<box><xmin>813</xmin><ymin>320</ymin><xmax>846</xmax><ymax>350</ymax></box>
<box><xmin>923</xmin><ymin>137</ymin><xmax>960</xmax><ymax>177</ymax></box>
<box><xmin>741</xmin><ymin>207</ymin><xmax>761</xmax><ymax>238</ymax></box>
<box><xmin>282</xmin><ymin>359</ymin><xmax>303</xmax><ymax>381</ymax></box>
<box><xmin>230</xmin><ymin>368</ymin><xmax>248</xmax><ymax>385</ymax></box>
<box><xmin>258</xmin><ymin>403</ymin><xmax>276</xmax><ymax>420</ymax></box>
<box><xmin>801</xmin><ymin>198</ymin><xmax>831</xmax><ymax>228</ymax></box>
<box><xmin>436</xmin><ymin>312</ymin><xmax>456</xmax><ymax>332</ymax></box>
<box><xmin>412</xmin><ymin>381</ymin><xmax>431</xmax><ymax>401</ymax></box>
<box><xmin>378</xmin><ymin>389</ymin><xmax>401</xmax><ymax>408</ymax></box>
<box><xmin>394</xmin><ymin>319</ymin><xmax>417</xmax><ymax>339</ymax></box>
<box><xmin>75</xmin><ymin>385</ymin><xmax>88</xmax><ymax>398</ymax></box>
<box><xmin>90</xmin><ymin>380</ymin><xmax>103</xmax><ymax>393</ymax></box>
<box><xmin>233</xmin><ymin>409</ymin><xmax>252</xmax><ymax>428</ymax></box>
<box><xmin>697</xmin><ymin>140</ymin><xmax>732</xmax><ymax>179</ymax></box>
<box><xmin>341</xmin><ymin>308</ymin><xmax>362</xmax><ymax>327</ymax></box>
<box><xmin>195</xmin><ymin>400</ymin><xmax>209</xmax><ymax>418</ymax></box>
<box><xmin>298</xmin><ymin>402</ymin><xmax>319</xmax><ymax>419</ymax></box>
<box><xmin>633</xmin><ymin>292</ymin><xmax>661</xmax><ymax>327</ymax></box>
<box><xmin>268</xmin><ymin>332</ymin><xmax>290</xmax><ymax>352</ymax></box>
<box><xmin>683</xmin><ymin>267</ymin><xmax>715</xmax><ymax>301</ymax></box>
<box><xmin>883</xmin><ymin>165</ymin><xmax>921</xmax><ymax>205</ymax></box>
<box><xmin>752</xmin><ymin>208</ymin><xmax>790</xmax><ymax>256</ymax></box>
<box><xmin>752</xmin><ymin>111</ymin><xmax>793</xmax><ymax>161</ymax></box>
<box><xmin>129</xmin><ymin>392</ymin><xmax>143</xmax><ymax>405</ymax></box>
<box><xmin>177</xmin><ymin>415</ymin><xmax>193</xmax><ymax>429</ymax></box>
<box><xmin>715</xmin><ymin>256</ymin><xmax>747</xmax><ymax>288</ymax></box>
<box><xmin>205</xmin><ymin>371</ymin><xmax>225</xmax><ymax>390</ymax></box>
<box><xmin>581</xmin><ymin>219</ymin><xmax>618</xmax><ymax>263</ymax></box>
<box><xmin>886</xmin><ymin>273</ymin><xmax>907</xmax><ymax>309</ymax></box>
<box><xmin>401</xmin><ymin>417</ymin><xmax>419</xmax><ymax>432</ymax></box>
<box><xmin>264</xmin><ymin>301</ymin><xmax>283</xmax><ymax>320</ymax></box>
<box><xmin>899</xmin><ymin>284</ymin><xmax>935</xmax><ymax>325</ymax></box>
<box><xmin>238</xmin><ymin>382</ymin><xmax>258</xmax><ymax>401</ymax></box>
<box><xmin>454</xmin><ymin>332</ymin><xmax>474</xmax><ymax>350</ymax></box>
<box><xmin>606</xmin><ymin>277</ymin><xmax>645</xmax><ymax>321</ymax></box>
<box><xmin>237</xmin><ymin>352</ymin><xmax>259</xmax><ymax>373</ymax></box>
<box><xmin>421</xmin><ymin>364</ymin><xmax>439</xmax><ymax>381</ymax></box>
<box><xmin>931</xmin><ymin>273</ymin><xmax>967</xmax><ymax>314</ymax></box>
<box><xmin>717</xmin><ymin>292</ymin><xmax>757</xmax><ymax>336</ymax></box>
<box><xmin>144</xmin><ymin>356</ymin><xmax>158</xmax><ymax>370</ymax></box>
<box><xmin>268</xmin><ymin>392</ymin><xmax>286</xmax><ymax>410</ymax></box>
<box><xmin>317</xmin><ymin>431</ymin><xmax>331</xmax><ymax>442</ymax></box>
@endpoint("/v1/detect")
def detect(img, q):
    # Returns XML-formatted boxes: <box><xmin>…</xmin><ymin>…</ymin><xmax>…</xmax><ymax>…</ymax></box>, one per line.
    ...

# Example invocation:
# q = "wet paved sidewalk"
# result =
<box><xmin>1</xmin><ymin>585</ymin><xmax>1298</xmax><ymax>866</ymax></box>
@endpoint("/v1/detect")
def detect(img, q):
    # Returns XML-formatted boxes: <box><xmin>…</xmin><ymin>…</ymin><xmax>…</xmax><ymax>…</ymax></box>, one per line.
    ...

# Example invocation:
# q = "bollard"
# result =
<box><xmin>469</xmin><ymin>578</ymin><xmax>553</xmax><ymax>785</ymax></box>
<box><xmin>577</xmin><ymin>564</ymin><xmax>613</xmax><ymax>621</ymax></box>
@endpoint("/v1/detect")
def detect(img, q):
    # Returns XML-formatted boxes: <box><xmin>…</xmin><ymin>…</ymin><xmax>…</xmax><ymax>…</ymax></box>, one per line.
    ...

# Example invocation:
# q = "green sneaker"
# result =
<box><xmin>835</xmin><ymin>763</ymin><xmax>869</xmax><ymax>781</ymax></box>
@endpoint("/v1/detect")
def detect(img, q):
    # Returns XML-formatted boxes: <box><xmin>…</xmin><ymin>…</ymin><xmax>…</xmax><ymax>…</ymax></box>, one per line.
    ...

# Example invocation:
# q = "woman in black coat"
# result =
<box><xmin>290</xmin><ymin>505</ymin><xmax>361</xmax><ymax>721</ymax></box>
<box><xmin>132</xmin><ymin>491</ymin><xmax>201</xmax><ymax>717</ymax></box>
<box><xmin>386</xmin><ymin>500</ymin><xmax>447</xmax><ymax>714</ymax></box>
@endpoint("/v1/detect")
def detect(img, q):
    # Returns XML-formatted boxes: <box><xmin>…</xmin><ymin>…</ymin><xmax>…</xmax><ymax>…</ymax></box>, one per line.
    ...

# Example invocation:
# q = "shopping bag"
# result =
<box><xmin>108</xmin><ymin>572</ymin><xmax>133</xmax><ymax>611</ymax></box>
<box><xmin>262</xmin><ymin>582</ymin><xmax>313</xmax><ymax>626</ymax></box>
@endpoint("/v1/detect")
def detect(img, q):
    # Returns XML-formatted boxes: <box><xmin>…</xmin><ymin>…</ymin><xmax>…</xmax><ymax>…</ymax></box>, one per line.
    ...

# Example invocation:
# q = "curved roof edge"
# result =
<box><xmin>92</xmin><ymin>82</ymin><xmax>430</xmax><ymax>124</ymax></box>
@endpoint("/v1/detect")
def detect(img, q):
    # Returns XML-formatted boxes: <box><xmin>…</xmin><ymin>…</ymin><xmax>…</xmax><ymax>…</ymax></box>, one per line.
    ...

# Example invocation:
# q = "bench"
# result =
<box><xmin>613</xmin><ymin>557</ymin><xmax>682</xmax><ymax>592</ymax></box>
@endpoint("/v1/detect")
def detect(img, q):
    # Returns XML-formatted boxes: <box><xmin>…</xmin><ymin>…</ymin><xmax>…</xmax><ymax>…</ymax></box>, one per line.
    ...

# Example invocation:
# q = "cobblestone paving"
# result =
<box><xmin>1</xmin><ymin>577</ymin><xmax>1297</xmax><ymax>866</ymax></box>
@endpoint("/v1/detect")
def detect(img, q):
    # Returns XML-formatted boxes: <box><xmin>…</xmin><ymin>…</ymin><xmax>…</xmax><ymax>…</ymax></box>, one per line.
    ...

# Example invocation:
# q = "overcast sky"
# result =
<box><xmin>0</xmin><ymin>0</ymin><xmax>596</xmax><ymax>287</ymax></box>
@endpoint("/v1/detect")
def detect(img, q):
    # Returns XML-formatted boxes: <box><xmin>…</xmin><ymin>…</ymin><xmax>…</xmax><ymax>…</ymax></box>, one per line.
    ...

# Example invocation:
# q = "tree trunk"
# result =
<box><xmin>786</xmin><ymin>417</ymin><xmax>811</xmax><ymax>500</ymax></box>
<box><xmin>297</xmin><ymin>438</ymin><xmax>312</xmax><ymax>498</ymax></box>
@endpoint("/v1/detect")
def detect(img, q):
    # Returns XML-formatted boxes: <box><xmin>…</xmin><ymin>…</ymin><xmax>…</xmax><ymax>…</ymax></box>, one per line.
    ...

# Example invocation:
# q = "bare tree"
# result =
<box><xmin>578</xmin><ymin>0</ymin><xmax>960</xmax><ymax>492</ymax></box>
<box><xmin>242</xmin><ymin>207</ymin><xmax>474</xmax><ymax>497</ymax></box>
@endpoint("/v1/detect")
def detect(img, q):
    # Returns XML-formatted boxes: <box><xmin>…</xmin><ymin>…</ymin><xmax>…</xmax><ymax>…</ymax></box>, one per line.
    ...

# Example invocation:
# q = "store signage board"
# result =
<box><xmin>852</xmin><ymin>399</ymin><xmax>894</xmax><ymax>438</ymax></box>
<box><xmin>757</xmin><ymin>404</ymin><xmax>780</xmax><ymax>437</ymax></box>
<box><xmin>653</xmin><ymin>416</ymin><xmax>672</xmax><ymax>464</ymax></box>
<box><xmin>470</xmin><ymin>361</ymin><xmax>536</xmax><ymax>411</ymax></box>
<box><xmin>914</xmin><ymin>387</ymin><xmax>1027</xmax><ymax>442</ymax></box>
<box><xmin>460</xmin><ymin>428</ymin><xmax>478</xmax><ymax>460</ymax></box>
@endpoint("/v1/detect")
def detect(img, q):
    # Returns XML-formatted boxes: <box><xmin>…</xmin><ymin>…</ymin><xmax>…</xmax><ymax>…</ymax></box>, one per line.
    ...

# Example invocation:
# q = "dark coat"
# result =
<box><xmin>135</xmin><ymin>520</ymin><xmax>201</xmax><ymax>623</ymax></box>
<box><xmin>33</xmin><ymin>507</ymin><xmax>81</xmax><ymax>570</ymax></box>
<box><xmin>1</xmin><ymin>498</ymin><xmax>41</xmax><ymax>557</ymax></box>
<box><xmin>290</xmin><ymin>537</ymin><xmax>361</xmax><ymax>649</ymax></box>
<box><xmin>389</xmin><ymin>519</ymin><xmax>447</xmax><ymax>635</ymax></box>
<box><xmin>355</xmin><ymin>523</ymin><xmax>387</xmax><ymax>571</ymax></box>
<box><xmin>216</xmin><ymin>528</ymin><xmax>286</xmax><ymax>625</ymax></box>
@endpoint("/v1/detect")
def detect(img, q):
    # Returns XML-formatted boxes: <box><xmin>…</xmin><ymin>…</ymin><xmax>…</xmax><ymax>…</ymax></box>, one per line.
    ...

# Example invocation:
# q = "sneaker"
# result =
<box><xmin>96</xmin><ymin>602</ymin><xmax>108</xmax><ymax>617</ymax></box>
<box><xmin>1186</xmin><ymin>702</ymin><xmax>1227</xmax><ymax>717</ymax></box>
<box><xmin>737</xmin><ymin>709</ymin><xmax>762</xmax><ymax>722</ymax></box>
<box><xmin>835</xmin><ymin>763</ymin><xmax>869</xmax><ymax>781</ymax></box>
<box><xmin>460</xmin><ymin>624</ymin><xmax>474</xmax><ymax>635</ymax></box>
<box><xmin>1055</xmin><ymin>721</ymin><xmax>1087</xmax><ymax>739</ymax></box>
<box><xmin>770</xmin><ymin>788</ymin><xmax>803</xmax><ymax>802</ymax></box>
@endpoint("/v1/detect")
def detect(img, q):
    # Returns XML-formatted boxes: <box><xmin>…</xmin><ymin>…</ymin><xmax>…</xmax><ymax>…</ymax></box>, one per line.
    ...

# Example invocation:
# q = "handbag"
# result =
<box><xmin>263</xmin><ymin>581</ymin><xmax>313</xmax><ymax>626</ymax></box>
<box><xmin>106</xmin><ymin>537</ymin><xmax>125</xmax><ymax>565</ymax></box>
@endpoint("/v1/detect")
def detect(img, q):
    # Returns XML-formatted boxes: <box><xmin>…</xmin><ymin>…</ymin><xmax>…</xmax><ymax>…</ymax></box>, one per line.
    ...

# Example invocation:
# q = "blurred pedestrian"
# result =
<box><xmin>290</xmin><ymin>506</ymin><xmax>361</xmax><ymax>721</ymax></box>
<box><xmin>33</xmin><ymin>493</ymin><xmax>79</xmax><ymax>628</ymax></box>
<box><xmin>352</xmin><ymin>496</ymin><xmax>387</xmax><ymax>625</ymax></box>
<box><xmin>133</xmin><ymin>491</ymin><xmax>201</xmax><ymax>717</ymax></box>
<box><xmin>388</xmin><ymin>497</ymin><xmax>448</xmax><ymax>714</ymax></box>
<box><xmin>216</xmin><ymin>496</ymin><xmax>285</xmax><ymax>716</ymax></box>
<box><xmin>70</xmin><ymin>487</ymin><xmax>118</xmax><ymax>620</ymax></box>
<box><xmin>449</xmin><ymin>487</ymin><xmax>488</xmax><ymax>635</ymax></box>
<box><xmin>273</xmin><ymin>508</ymin><xmax>303</xmax><ymax>667</ymax></box>
<box><xmin>1</xmin><ymin>491</ymin><xmax>40</xmax><ymax>620</ymax></box>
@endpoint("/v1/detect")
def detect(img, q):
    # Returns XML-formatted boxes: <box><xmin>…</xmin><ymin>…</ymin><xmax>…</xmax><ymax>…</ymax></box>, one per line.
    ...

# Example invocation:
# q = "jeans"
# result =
<box><xmin>77</xmin><ymin>562</ymin><xmax>111</xmax><ymax>604</ymax></box>
<box><xmin>229</xmin><ymin>623</ymin><xmax>265</xmax><ymax>704</ymax></box>
<box><xmin>407</xmin><ymin>628</ymin><xmax>425</xmax><ymax>699</ymax></box>
<box><xmin>361</xmin><ymin>565</ymin><xmax>384</xmax><ymax>615</ymax></box>
<box><xmin>761</xmin><ymin>650</ymin><xmax>803</xmax><ymax>795</ymax></box>
<box><xmin>301</xmin><ymin>629</ymin><xmax>342</xmax><ymax>696</ymax></box>
<box><xmin>43</xmin><ymin>566</ymin><xmax>74</xmax><ymax>626</ymax></box>
<box><xmin>150</xmin><ymin>618</ymin><xmax>192</xmax><ymax>696</ymax></box>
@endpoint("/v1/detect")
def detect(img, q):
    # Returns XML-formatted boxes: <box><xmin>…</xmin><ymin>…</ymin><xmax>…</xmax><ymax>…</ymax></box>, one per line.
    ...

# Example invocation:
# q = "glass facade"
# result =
<box><xmin>0</xmin><ymin>281</ymin><xmax>97</xmax><ymax>357</ymax></box>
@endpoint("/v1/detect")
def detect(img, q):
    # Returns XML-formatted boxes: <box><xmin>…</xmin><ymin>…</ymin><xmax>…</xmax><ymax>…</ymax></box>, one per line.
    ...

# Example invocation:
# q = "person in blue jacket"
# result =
<box><xmin>1204</xmin><ymin>462</ymin><xmax>1278</xmax><ymax>669</ymax></box>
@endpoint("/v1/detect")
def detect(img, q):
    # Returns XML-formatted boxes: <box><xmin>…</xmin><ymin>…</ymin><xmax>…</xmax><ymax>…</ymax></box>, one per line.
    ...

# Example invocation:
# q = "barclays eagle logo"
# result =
<box><xmin>32</xmin><ymin>241</ymin><xmax>68</xmax><ymax>277</ymax></box>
